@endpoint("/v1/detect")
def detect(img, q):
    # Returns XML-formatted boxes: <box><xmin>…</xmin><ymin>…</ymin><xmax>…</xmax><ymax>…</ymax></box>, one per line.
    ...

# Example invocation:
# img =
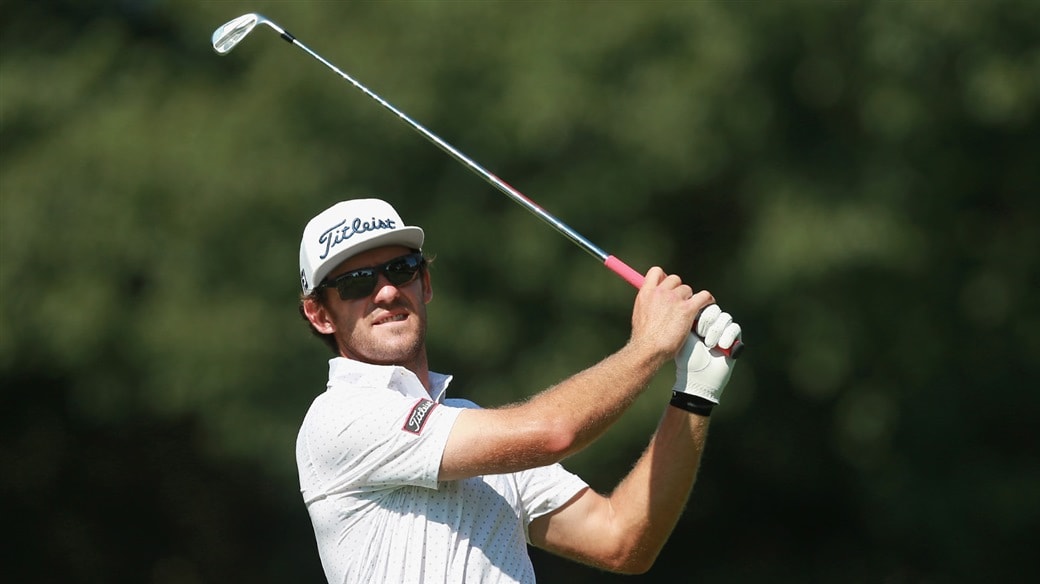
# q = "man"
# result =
<box><xmin>296</xmin><ymin>198</ymin><xmax>741</xmax><ymax>583</ymax></box>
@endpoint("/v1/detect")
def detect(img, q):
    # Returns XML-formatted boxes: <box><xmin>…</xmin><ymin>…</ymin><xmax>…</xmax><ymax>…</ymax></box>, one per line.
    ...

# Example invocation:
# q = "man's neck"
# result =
<box><xmin>408</xmin><ymin>352</ymin><xmax>432</xmax><ymax>395</ymax></box>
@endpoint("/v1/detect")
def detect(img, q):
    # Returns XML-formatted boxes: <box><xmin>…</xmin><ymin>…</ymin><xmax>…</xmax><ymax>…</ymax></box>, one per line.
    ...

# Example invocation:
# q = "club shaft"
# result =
<box><xmin>262</xmin><ymin>22</ymin><xmax>742</xmax><ymax>358</ymax></box>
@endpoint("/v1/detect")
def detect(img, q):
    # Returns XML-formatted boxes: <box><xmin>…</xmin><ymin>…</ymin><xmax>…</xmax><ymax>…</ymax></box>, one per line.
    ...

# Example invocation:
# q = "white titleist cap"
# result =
<box><xmin>299</xmin><ymin>198</ymin><xmax>424</xmax><ymax>294</ymax></box>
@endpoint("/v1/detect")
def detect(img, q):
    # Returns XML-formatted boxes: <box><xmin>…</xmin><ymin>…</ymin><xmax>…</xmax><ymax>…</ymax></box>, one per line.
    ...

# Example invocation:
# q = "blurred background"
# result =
<box><xmin>3</xmin><ymin>0</ymin><xmax>1038</xmax><ymax>582</ymax></box>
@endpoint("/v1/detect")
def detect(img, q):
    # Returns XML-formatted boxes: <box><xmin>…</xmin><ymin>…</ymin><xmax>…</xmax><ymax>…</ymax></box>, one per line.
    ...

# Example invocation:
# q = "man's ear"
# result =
<box><xmin>302</xmin><ymin>296</ymin><xmax>336</xmax><ymax>334</ymax></box>
<box><xmin>422</xmin><ymin>269</ymin><xmax>433</xmax><ymax>304</ymax></box>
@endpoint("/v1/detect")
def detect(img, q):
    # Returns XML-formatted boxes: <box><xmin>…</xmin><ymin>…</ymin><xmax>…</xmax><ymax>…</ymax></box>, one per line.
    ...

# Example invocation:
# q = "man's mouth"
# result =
<box><xmin>373</xmin><ymin>312</ymin><xmax>408</xmax><ymax>325</ymax></box>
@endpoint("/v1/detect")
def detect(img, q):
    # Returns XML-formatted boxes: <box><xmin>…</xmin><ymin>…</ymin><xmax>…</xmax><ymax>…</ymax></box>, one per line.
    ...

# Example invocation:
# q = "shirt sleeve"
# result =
<box><xmin>297</xmin><ymin>385</ymin><xmax>463</xmax><ymax>502</ymax></box>
<box><xmin>514</xmin><ymin>463</ymin><xmax>590</xmax><ymax>535</ymax></box>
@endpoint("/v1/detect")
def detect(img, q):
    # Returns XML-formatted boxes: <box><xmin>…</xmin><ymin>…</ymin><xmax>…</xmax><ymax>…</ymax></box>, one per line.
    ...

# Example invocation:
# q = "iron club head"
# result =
<box><xmin>212</xmin><ymin>13</ymin><xmax>288</xmax><ymax>55</ymax></box>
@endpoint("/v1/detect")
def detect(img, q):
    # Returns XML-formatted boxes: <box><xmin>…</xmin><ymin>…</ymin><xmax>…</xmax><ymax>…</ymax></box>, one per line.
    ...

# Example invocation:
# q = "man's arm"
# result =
<box><xmin>528</xmin><ymin>406</ymin><xmax>710</xmax><ymax>574</ymax></box>
<box><xmin>438</xmin><ymin>267</ymin><xmax>706</xmax><ymax>482</ymax></box>
<box><xmin>527</xmin><ymin>326</ymin><xmax>739</xmax><ymax>573</ymax></box>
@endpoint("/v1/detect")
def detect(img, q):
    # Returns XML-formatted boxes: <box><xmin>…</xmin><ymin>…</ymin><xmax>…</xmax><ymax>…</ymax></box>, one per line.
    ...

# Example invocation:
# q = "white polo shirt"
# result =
<box><xmin>296</xmin><ymin>358</ymin><xmax>589</xmax><ymax>584</ymax></box>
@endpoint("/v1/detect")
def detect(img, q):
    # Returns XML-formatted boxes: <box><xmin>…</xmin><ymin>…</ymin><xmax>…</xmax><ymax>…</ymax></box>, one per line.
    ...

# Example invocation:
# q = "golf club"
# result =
<box><xmin>211</xmin><ymin>13</ymin><xmax>743</xmax><ymax>358</ymax></box>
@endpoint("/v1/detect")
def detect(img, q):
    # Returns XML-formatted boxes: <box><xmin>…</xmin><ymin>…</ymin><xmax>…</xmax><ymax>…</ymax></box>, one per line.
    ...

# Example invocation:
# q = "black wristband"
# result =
<box><xmin>669</xmin><ymin>391</ymin><xmax>715</xmax><ymax>417</ymax></box>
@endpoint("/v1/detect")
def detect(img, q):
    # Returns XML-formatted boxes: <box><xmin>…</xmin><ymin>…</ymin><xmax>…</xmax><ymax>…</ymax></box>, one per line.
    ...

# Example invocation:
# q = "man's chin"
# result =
<box><xmin>350</xmin><ymin>338</ymin><xmax>423</xmax><ymax>366</ymax></box>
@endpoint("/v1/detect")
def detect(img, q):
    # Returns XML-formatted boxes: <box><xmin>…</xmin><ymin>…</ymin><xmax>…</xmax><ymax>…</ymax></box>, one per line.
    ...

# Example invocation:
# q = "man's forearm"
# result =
<box><xmin>605</xmin><ymin>406</ymin><xmax>710</xmax><ymax>571</ymax></box>
<box><xmin>525</xmin><ymin>341</ymin><xmax>670</xmax><ymax>459</ymax></box>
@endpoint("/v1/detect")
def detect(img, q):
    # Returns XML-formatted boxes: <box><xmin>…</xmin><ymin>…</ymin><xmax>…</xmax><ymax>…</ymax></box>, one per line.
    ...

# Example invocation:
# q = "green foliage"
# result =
<box><xmin>3</xmin><ymin>0</ymin><xmax>1038</xmax><ymax>581</ymax></box>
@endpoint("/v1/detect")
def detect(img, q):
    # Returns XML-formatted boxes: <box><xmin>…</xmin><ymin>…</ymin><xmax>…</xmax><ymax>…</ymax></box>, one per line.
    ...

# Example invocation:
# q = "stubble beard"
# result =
<box><xmin>342</xmin><ymin>308</ymin><xmax>428</xmax><ymax>368</ymax></box>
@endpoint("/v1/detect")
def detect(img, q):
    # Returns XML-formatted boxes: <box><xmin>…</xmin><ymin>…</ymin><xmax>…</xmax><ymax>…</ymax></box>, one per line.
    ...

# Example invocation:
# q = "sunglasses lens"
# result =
<box><xmin>385</xmin><ymin>256</ymin><xmax>422</xmax><ymax>285</ymax></box>
<box><xmin>335</xmin><ymin>271</ymin><xmax>378</xmax><ymax>300</ymax></box>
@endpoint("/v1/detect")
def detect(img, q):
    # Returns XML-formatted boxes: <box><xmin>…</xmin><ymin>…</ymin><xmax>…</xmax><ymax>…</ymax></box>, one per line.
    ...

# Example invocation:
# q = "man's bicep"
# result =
<box><xmin>440</xmin><ymin>406</ymin><xmax>557</xmax><ymax>481</ymax></box>
<box><xmin>438</xmin><ymin>407</ymin><xmax>505</xmax><ymax>481</ymax></box>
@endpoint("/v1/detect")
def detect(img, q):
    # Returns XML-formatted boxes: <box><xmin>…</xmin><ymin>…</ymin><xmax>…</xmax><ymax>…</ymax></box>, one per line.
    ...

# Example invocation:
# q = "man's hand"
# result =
<box><xmin>673</xmin><ymin>305</ymin><xmax>741</xmax><ymax>405</ymax></box>
<box><xmin>631</xmin><ymin>267</ymin><xmax>714</xmax><ymax>362</ymax></box>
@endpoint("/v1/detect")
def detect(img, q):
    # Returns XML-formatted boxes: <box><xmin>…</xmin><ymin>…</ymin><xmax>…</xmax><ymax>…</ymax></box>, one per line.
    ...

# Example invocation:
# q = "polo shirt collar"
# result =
<box><xmin>327</xmin><ymin>357</ymin><xmax>454</xmax><ymax>402</ymax></box>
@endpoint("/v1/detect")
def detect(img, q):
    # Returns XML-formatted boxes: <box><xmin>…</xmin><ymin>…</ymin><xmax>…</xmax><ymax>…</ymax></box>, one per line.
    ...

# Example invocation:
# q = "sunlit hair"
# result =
<box><xmin>298</xmin><ymin>251</ymin><xmax>433</xmax><ymax>356</ymax></box>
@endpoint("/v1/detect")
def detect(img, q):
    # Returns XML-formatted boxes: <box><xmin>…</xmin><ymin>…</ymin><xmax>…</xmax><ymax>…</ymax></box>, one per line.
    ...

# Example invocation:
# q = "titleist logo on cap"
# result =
<box><xmin>318</xmin><ymin>216</ymin><xmax>399</xmax><ymax>260</ymax></box>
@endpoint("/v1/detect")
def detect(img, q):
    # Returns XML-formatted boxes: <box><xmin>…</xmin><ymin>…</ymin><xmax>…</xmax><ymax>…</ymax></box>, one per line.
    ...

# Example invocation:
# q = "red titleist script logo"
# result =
<box><xmin>404</xmin><ymin>398</ymin><xmax>437</xmax><ymax>435</ymax></box>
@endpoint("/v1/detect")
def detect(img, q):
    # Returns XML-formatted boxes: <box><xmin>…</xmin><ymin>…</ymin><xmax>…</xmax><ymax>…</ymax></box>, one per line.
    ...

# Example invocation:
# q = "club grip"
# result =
<box><xmin>604</xmin><ymin>255</ymin><xmax>744</xmax><ymax>359</ymax></box>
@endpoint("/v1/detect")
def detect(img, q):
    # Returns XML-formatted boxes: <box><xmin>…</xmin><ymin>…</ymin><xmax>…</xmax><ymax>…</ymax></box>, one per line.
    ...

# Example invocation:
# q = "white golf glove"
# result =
<box><xmin>670</xmin><ymin>305</ymin><xmax>741</xmax><ymax>415</ymax></box>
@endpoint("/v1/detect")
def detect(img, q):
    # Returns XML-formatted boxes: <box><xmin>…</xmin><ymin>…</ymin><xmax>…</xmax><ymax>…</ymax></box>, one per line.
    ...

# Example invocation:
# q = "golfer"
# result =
<box><xmin>295</xmin><ymin>198</ymin><xmax>742</xmax><ymax>583</ymax></box>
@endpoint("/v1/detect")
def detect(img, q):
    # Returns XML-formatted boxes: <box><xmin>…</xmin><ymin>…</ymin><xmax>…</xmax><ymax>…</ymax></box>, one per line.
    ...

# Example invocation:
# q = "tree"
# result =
<box><xmin>3</xmin><ymin>1</ymin><xmax>1037</xmax><ymax>581</ymax></box>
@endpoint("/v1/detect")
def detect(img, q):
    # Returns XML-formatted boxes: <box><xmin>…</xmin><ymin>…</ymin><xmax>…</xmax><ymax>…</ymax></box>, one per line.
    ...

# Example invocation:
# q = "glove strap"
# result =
<box><xmin>669</xmin><ymin>391</ymin><xmax>715</xmax><ymax>417</ymax></box>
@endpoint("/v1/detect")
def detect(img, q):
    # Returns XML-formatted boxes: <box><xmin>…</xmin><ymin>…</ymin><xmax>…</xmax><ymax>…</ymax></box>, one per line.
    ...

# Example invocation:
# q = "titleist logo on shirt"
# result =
<box><xmin>403</xmin><ymin>398</ymin><xmax>437</xmax><ymax>435</ymax></box>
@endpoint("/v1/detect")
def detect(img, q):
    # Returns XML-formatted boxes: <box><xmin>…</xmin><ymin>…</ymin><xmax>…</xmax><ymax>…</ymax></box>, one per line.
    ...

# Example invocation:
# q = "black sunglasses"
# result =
<box><xmin>317</xmin><ymin>253</ymin><xmax>426</xmax><ymax>300</ymax></box>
